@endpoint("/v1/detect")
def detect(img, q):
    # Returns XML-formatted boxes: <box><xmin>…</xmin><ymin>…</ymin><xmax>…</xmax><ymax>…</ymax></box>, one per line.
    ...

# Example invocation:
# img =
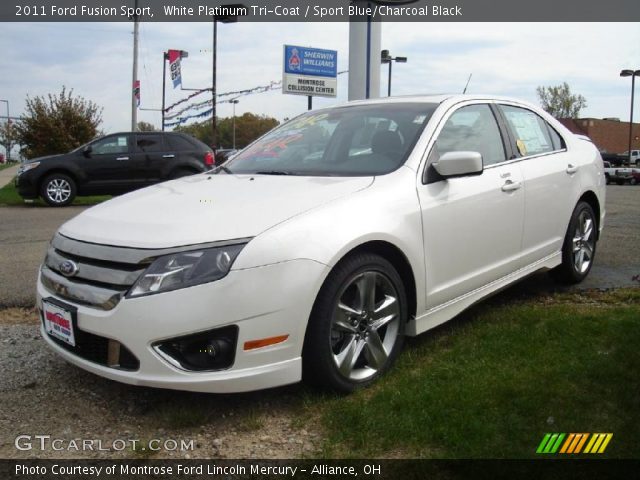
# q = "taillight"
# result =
<box><xmin>204</xmin><ymin>151</ymin><xmax>215</xmax><ymax>166</ymax></box>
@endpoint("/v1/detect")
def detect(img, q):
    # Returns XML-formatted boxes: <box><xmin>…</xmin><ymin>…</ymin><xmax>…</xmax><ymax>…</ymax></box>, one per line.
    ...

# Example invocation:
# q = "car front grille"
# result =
<box><xmin>40</xmin><ymin>234</ymin><xmax>150</xmax><ymax>310</ymax></box>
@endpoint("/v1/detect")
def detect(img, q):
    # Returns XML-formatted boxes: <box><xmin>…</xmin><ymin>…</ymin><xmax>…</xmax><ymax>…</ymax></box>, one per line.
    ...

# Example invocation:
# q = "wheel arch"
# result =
<box><xmin>336</xmin><ymin>240</ymin><xmax>418</xmax><ymax>322</ymax></box>
<box><xmin>38</xmin><ymin>169</ymin><xmax>78</xmax><ymax>192</ymax></box>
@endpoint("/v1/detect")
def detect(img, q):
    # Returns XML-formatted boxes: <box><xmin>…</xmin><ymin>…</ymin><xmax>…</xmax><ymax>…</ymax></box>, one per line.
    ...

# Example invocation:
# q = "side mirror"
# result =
<box><xmin>433</xmin><ymin>151</ymin><xmax>483</xmax><ymax>177</ymax></box>
<box><xmin>83</xmin><ymin>145</ymin><xmax>92</xmax><ymax>157</ymax></box>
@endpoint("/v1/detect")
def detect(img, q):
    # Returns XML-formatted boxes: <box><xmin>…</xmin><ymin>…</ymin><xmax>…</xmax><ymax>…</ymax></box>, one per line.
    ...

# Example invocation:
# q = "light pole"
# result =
<box><xmin>0</xmin><ymin>99</ymin><xmax>10</xmax><ymax>160</ymax></box>
<box><xmin>620</xmin><ymin>69</ymin><xmax>640</xmax><ymax>163</ymax></box>
<box><xmin>212</xmin><ymin>5</ymin><xmax>244</xmax><ymax>151</ymax></box>
<box><xmin>230</xmin><ymin>99</ymin><xmax>239</xmax><ymax>150</ymax></box>
<box><xmin>381</xmin><ymin>50</ymin><xmax>407</xmax><ymax>97</ymax></box>
<box><xmin>162</xmin><ymin>50</ymin><xmax>189</xmax><ymax>131</ymax></box>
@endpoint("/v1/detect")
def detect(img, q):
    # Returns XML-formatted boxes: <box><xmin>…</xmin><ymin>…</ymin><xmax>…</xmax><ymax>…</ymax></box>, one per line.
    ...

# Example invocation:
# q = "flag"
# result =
<box><xmin>168</xmin><ymin>49</ymin><xmax>182</xmax><ymax>89</ymax></box>
<box><xmin>133</xmin><ymin>80</ymin><xmax>140</xmax><ymax>107</ymax></box>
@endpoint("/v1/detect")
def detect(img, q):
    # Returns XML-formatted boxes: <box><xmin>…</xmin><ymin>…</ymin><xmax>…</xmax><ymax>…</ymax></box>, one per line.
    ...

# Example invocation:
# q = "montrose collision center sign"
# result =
<box><xmin>283</xmin><ymin>45</ymin><xmax>337</xmax><ymax>98</ymax></box>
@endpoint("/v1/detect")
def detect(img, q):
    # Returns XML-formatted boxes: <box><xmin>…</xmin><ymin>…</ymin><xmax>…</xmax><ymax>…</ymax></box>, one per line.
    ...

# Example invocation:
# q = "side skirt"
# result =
<box><xmin>406</xmin><ymin>252</ymin><xmax>561</xmax><ymax>336</ymax></box>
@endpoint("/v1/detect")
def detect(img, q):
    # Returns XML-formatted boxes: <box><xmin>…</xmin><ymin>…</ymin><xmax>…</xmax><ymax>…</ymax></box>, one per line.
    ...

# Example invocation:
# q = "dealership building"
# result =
<box><xmin>558</xmin><ymin>117</ymin><xmax>640</xmax><ymax>154</ymax></box>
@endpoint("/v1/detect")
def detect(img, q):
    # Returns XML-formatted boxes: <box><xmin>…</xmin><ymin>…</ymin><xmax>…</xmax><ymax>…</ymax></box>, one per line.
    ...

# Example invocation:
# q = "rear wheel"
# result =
<box><xmin>303</xmin><ymin>253</ymin><xmax>407</xmax><ymax>393</ymax></box>
<box><xmin>551</xmin><ymin>201</ymin><xmax>597</xmax><ymax>284</ymax></box>
<box><xmin>40</xmin><ymin>173</ymin><xmax>76</xmax><ymax>207</ymax></box>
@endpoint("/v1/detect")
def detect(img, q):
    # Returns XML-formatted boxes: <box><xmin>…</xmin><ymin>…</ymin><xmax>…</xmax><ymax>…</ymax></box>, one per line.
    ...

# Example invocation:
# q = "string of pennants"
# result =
<box><xmin>163</xmin><ymin>80</ymin><xmax>282</xmax><ymax>128</ymax></box>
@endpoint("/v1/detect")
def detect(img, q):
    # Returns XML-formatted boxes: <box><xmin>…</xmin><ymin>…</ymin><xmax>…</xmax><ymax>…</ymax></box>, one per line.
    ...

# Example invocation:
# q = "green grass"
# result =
<box><xmin>0</xmin><ymin>179</ymin><xmax>110</xmax><ymax>207</ymax></box>
<box><xmin>0</xmin><ymin>162</ymin><xmax>18</xmax><ymax>172</ymax></box>
<box><xmin>313</xmin><ymin>288</ymin><xmax>640</xmax><ymax>459</ymax></box>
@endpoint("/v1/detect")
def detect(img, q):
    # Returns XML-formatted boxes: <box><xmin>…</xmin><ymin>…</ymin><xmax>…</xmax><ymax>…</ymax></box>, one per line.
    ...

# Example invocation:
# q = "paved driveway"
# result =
<box><xmin>0</xmin><ymin>186</ymin><xmax>638</xmax><ymax>307</ymax></box>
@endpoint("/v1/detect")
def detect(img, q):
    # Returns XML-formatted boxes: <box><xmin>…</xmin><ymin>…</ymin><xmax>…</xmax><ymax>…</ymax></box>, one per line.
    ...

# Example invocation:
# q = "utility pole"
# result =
<box><xmin>212</xmin><ymin>18</ymin><xmax>217</xmax><ymax>149</ymax></box>
<box><xmin>131</xmin><ymin>0</ymin><xmax>139</xmax><ymax>131</ymax></box>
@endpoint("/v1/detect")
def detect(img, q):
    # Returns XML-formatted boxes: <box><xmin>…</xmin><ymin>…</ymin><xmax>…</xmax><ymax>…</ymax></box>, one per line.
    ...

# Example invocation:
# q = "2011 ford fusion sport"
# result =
<box><xmin>38</xmin><ymin>95</ymin><xmax>605</xmax><ymax>393</ymax></box>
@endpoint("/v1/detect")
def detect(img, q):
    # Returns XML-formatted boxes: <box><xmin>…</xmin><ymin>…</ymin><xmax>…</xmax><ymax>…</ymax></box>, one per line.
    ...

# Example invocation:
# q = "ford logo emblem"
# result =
<box><xmin>59</xmin><ymin>260</ymin><xmax>79</xmax><ymax>277</ymax></box>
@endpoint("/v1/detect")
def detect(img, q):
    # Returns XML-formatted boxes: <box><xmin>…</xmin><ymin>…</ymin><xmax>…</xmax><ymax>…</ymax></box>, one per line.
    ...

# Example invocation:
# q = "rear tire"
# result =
<box><xmin>40</xmin><ymin>173</ymin><xmax>76</xmax><ymax>207</ymax></box>
<box><xmin>302</xmin><ymin>253</ymin><xmax>407</xmax><ymax>393</ymax></box>
<box><xmin>551</xmin><ymin>201</ymin><xmax>597</xmax><ymax>284</ymax></box>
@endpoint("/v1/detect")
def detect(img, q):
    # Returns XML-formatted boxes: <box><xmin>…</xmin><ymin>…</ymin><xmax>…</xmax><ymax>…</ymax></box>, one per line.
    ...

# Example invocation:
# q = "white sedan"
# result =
<box><xmin>37</xmin><ymin>95</ymin><xmax>605</xmax><ymax>393</ymax></box>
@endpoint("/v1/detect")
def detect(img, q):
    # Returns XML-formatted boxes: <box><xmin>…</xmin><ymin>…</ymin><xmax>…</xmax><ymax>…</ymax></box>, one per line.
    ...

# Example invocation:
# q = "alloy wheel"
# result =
<box><xmin>330</xmin><ymin>271</ymin><xmax>400</xmax><ymax>381</ymax></box>
<box><xmin>46</xmin><ymin>179</ymin><xmax>72</xmax><ymax>204</ymax></box>
<box><xmin>572</xmin><ymin>210</ymin><xmax>595</xmax><ymax>274</ymax></box>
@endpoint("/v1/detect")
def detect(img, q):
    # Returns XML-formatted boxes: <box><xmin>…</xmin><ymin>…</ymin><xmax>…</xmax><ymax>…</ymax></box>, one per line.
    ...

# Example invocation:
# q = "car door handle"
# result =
<box><xmin>116</xmin><ymin>156</ymin><xmax>129</xmax><ymax>161</ymax></box>
<box><xmin>501</xmin><ymin>180</ymin><xmax>521</xmax><ymax>192</ymax></box>
<box><xmin>566</xmin><ymin>164</ymin><xmax>578</xmax><ymax>174</ymax></box>
<box><xmin>162</xmin><ymin>154</ymin><xmax>176</xmax><ymax>158</ymax></box>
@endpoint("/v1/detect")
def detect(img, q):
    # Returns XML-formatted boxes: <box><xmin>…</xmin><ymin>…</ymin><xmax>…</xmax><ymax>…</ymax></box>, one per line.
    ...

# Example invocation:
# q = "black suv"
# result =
<box><xmin>16</xmin><ymin>131</ymin><xmax>214</xmax><ymax>206</ymax></box>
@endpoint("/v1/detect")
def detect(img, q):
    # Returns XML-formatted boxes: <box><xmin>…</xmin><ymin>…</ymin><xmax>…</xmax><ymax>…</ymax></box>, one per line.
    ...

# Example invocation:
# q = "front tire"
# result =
<box><xmin>302</xmin><ymin>253</ymin><xmax>407</xmax><ymax>393</ymax></box>
<box><xmin>551</xmin><ymin>201</ymin><xmax>597</xmax><ymax>284</ymax></box>
<box><xmin>40</xmin><ymin>173</ymin><xmax>76</xmax><ymax>207</ymax></box>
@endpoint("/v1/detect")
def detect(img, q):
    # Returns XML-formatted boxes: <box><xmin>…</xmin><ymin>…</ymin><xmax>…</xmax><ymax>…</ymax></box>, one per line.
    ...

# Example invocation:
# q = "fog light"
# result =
<box><xmin>153</xmin><ymin>325</ymin><xmax>238</xmax><ymax>371</ymax></box>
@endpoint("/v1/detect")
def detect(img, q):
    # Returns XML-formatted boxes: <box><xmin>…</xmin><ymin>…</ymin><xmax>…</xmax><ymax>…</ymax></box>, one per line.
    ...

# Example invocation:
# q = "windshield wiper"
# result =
<box><xmin>255</xmin><ymin>170</ymin><xmax>297</xmax><ymax>176</ymax></box>
<box><xmin>212</xmin><ymin>165</ymin><xmax>233</xmax><ymax>174</ymax></box>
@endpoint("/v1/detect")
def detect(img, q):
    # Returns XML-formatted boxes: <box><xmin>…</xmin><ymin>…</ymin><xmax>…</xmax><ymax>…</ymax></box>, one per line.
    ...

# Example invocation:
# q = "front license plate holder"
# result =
<box><xmin>42</xmin><ymin>298</ymin><xmax>77</xmax><ymax>347</ymax></box>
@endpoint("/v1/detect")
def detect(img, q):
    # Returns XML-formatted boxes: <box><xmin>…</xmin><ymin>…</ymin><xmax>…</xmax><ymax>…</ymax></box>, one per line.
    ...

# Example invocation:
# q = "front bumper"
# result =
<box><xmin>38</xmin><ymin>259</ymin><xmax>328</xmax><ymax>393</ymax></box>
<box><xmin>15</xmin><ymin>169</ymin><xmax>39</xmax><ymax>198</ymax></box>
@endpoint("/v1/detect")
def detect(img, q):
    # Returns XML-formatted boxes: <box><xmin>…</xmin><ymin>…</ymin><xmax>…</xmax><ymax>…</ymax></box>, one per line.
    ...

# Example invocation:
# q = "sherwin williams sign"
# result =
<box><xmin>283</xmin><ymin>45</ymin><xmax>337</xmax><ymax>98</ymax></box>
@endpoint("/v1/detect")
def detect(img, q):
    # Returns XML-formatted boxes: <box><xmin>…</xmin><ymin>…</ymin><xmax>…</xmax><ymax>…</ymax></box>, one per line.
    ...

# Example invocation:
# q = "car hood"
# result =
<box><xmin>27</xmin><ymin>154</ymin><xmax>64</xmax><ymax>164</ymax></box>
<box><xmin>59</xmin><ymin>173</ymin><xmax>374</xmax><ymax>248</ymax></box>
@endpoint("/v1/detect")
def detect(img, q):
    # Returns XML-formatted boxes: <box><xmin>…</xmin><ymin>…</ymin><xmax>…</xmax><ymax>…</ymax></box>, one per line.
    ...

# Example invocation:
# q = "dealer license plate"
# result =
<box><xmin>43</xmin><ymin>299</ymin><xmax>76</xmax><ymax>346</ymax></box>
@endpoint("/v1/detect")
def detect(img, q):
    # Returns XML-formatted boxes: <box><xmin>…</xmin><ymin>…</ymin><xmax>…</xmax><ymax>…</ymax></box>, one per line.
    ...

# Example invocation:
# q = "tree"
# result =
<box><xmin>536</xmin><ymin>82</ymin><xmax>587</xmax><ymax>119</ymax></box>
<box><xmin>0</xmin><ymin>121</ymin><xmax>18</xmax><ymax>161</ymax></box>
<box><xmin>174</xmin><ymin>113</ymin><xmax>279</xmax><ymax>149</ymax></box>
<box><xmin>15</xmin><ymin>87</ymin><xmax>103</xmax><ymax>159</ymax></box>
<box><xmin>137</xmin><ymin>121</ymin><xmax>157</xmax><ymax>132</ymax></box>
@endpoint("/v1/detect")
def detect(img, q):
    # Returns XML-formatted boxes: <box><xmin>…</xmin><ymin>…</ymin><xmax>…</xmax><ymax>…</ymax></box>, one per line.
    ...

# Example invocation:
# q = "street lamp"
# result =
<box><xmin>230</xmin><ymin>99</ymin><xmax>239</xmax><ymax>150</ymax></box>
<box><xmin>161</xmin><ymin>50</ymin><xmax>189</xmax><ymax>131</ymax></box>
<box><xmin>381</xmin><ymin>50</ymin><xmax>407</xmax><ymax>97</ymax></box>
<box><xmin>620</xmin><ymin>69</ymin><xmax>640</xmax><ymax>163</ymax></box>
<box><xmin>212</xmin><ymin>5</ymin><xmax>245</xmax><ymax>150</ymax></box>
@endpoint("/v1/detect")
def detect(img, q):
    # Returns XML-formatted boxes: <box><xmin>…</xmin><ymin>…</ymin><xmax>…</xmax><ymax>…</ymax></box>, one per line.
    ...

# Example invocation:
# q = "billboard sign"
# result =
<box><xmin>283</xmin><ymin>45</ymin><xmax>337</xmax><ymax>98</ymax></box>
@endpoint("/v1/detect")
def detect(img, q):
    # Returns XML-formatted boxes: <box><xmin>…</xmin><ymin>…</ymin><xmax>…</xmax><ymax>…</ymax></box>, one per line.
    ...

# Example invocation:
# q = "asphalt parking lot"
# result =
<box><xmin>0</xmin><ymin>185</ymin><xmax>638</xmax><ymax>308</ymax></box>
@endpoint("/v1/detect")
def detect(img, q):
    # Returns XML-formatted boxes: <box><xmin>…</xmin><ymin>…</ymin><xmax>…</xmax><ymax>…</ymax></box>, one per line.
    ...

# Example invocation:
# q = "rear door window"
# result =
<box><xmin>136</xmin><ymin>134</ymin><xmax>166</xmax><ymax>153</ymax></box>
<box><xmin>500</xmin><ymin>105</ymin><xmax>564</xmax><ymax>156</ymax></box>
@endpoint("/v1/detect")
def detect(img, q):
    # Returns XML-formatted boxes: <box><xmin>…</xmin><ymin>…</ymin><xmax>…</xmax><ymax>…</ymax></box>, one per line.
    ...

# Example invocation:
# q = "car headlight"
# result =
<box><xmin>18</xmin><ymin>162</ymin><xmax>40</xmax><ymax>175</ymax></box>
<box><xmin>128</xmin><ymin>243</ymin><xmax>247</xmax><ymax>298</ymax></box>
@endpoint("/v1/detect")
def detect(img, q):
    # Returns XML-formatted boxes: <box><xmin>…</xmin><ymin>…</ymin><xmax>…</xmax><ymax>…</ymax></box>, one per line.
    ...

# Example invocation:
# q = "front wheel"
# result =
<box><xmin>303</xmin><ymin>253</ymin><xmax>407</xmax><ymax>393</ymax></box>
<box><xmin>551</xmin><ymin>201</ymin><xmax>597</xmax><ymax>284</ymax></box>
<box><xmin>40</xmin><ymin>173</ymin><xmax>76</xmax><ymax>207</ymax></box>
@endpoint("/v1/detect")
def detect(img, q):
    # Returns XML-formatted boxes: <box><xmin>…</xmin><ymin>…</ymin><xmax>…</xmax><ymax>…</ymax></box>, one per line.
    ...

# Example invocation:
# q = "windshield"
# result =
<box><xmin>226</xmin><ymin>102</ymin><xmax>437</xmax><ymax>176</ymax></box>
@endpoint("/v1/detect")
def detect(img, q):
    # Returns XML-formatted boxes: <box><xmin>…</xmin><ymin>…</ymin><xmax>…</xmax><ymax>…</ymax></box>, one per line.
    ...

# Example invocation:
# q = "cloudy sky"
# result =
<box><xmin>1</xmin><ymin>21</ymin><xmax>639</xmax><ymax>138</ymax></box>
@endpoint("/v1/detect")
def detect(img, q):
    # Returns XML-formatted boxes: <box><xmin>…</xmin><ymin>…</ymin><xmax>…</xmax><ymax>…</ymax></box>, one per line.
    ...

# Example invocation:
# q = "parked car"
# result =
<box><xmin>37</xmin><ymin>95</ymin><xmax>604</xmax><ymax>393</ymax></box>
<box><xmin>603</xmin><ymin>161</ymin><xmax>633</xmax><ymax>185</ymax></box>
<box><xmin>630</xmin><ymin>169</ymin><xmax>640</xmax><ymax>185</ymax></box>
<box><xmin>601</xmin><ymin>152</ymin><xmax>627</xmax><ymax>167</ymax></box>
<box><xmin>16</xmin><ymin>132</ymin><xmax>214</xmax><ymax>206</ymax></box>
<box><xmin>622</xmin><ymin>149</ymin><xmax>640</xmax><ymax>167</ymax></box>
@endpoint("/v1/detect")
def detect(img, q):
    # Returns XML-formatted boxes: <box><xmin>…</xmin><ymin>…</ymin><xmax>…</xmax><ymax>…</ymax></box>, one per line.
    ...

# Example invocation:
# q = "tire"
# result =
<box><xmin>605</xmin><ymin>174</ymin><xmax>611</xmax><ymax>185</ymax></box>
<box><xmin>40</xmin><ymin>173</ymin><xmax>76</xmax><ymax>207</ymax></box>
<box><xmin>630</xmin><ymin>177</ymin><xmax>638</xmax><ymax>186</ymax></box>
<box><xmin>551</xmin><ymin>201</ymin><xmax>597</xmax><ymax>284</ymax></box>
<box><xmin>169</xmin><ymin>168</ymin><xmax>197</xmax><ymax>179</ymax></box>
<box><xmin>302</xmin><ymin>252</ymin><xmax>407</xmax><ymax>393</ymax></box>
